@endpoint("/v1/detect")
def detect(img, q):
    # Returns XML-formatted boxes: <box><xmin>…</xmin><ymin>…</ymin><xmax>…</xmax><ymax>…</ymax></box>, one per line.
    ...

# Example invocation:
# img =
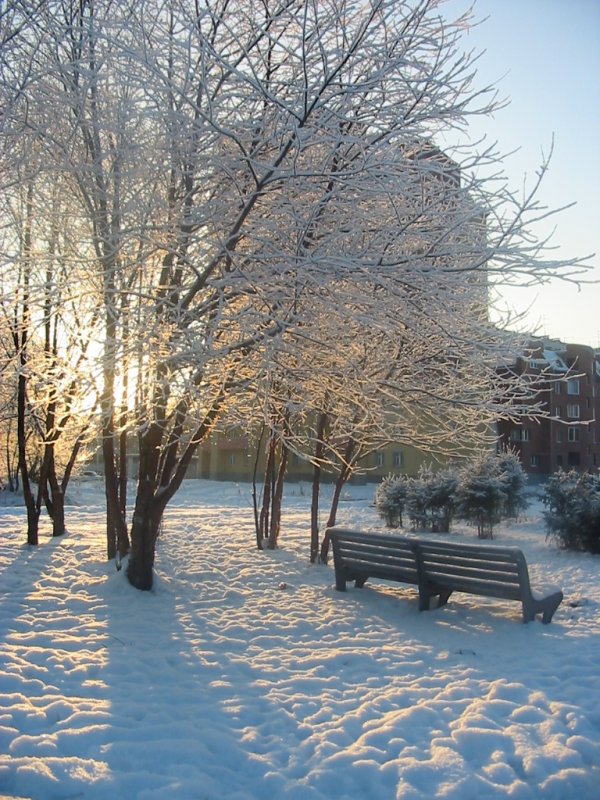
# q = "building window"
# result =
<box><xmin>229</xmin><ymin>453</ymin><xmax>236</xmax><ymax>465</ymax></box>
<box><xmin>510</xmin><ymin>429</ymin><xmax>530</xmax><ymax>442</ymax></box>
<box><xmin>554</xmin><ymin>405</ymin><xmax>561</xmax><ymax>418</ymax></box>
<box><xmin>375</xmin><ymin>452</ymin><xmax>385</xmax><ymax>467</ymax></box>
<box><xmin>567</xmin><ymin>404</ymin><xmax>580</xmax><ymax>419</ymax></box>
<box><xmin>556</xmin><ymin>428</ymin><xmax>563</xmax><ymax>443</ymax></box>
<box><xmin>568</xmin><ymin>452</ymin><xmax>581</xmax><ymax>467</ymax></box>
<box><xmin>567</xmin><ymin>379</ymin><xmax>580</xmax><ymax>395</ymax></box>
<box><xmin>568</xmin><ymin>428</ymin><xmax>580</xmax><ymax>443</ymax></box>
<box><xmin>393</xmin><ymin>451</ymin><xmax>403</xmax><ymax>467</ymax></box>
<box><xmin>556</xmin><ymin>454</ymin><xmax>563</xmax><ymax>467</ymax></box>
<box><xmin>530</xmin><ymin>455</ymin><xmax>541</xmax><ymax>467</ymax></box>
<box><xmin>554</xmin><ymin>382</ymin><xmax>562</xmax><ymax>394</ymax></box>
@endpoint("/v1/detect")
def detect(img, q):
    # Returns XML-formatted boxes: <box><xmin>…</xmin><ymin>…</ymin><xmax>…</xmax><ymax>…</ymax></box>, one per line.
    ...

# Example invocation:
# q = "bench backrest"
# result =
<box><xmin>329</xmin><ymin>528</ymin><xmax>532</xmax><ymax>601</ymax></box>
<box><xmin>329</xmin><ymin>527</ymin><xmax>419</xmax><ymax>583</ymax></box>
<box><xmin>414</xmin><ymin>539</ymin><xmax>529</xmax><ymax>601</ymax></box>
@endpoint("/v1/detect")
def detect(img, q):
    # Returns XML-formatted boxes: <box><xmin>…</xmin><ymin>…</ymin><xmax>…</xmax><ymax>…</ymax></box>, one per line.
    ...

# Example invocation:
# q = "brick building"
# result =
<box><xmin>497</xmin><ymin>338</ymin><xmax>600</xmax><ymax>477</ymax></box>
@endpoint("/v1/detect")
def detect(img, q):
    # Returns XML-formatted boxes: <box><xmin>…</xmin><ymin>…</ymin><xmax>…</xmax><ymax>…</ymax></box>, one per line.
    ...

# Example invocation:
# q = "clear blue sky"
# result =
<box><xmin>443</xmin><ymin>0</ymin><xmax>600</xmax><ymax>347</ymax></box>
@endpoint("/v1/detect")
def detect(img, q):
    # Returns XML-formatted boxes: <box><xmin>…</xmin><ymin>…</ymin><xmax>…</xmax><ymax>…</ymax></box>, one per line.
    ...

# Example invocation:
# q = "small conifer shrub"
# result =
<box><xmin>374</xmin><ymin>474</ymin><xmax>408</xmax><ymax>528</ymax></box>
<box><xmin>543</xmin><ymin>470</ymin><xmax>600</xmax><ymax>554</ymax></box>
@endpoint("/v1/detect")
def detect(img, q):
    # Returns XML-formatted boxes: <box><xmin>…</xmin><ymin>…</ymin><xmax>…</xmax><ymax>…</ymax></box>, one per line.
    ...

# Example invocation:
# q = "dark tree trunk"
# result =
<box><xmin>23</xmin><ymin>482</ymin><xmax>40</xmax><ymax>546</ymax></box>
<box><xmin>126</xmin><ymin>395</ymin><xmax>225</xmax><ymax>590</ymax></box>
<box><xmin>16</xmin><ymin>181</ymin><xmax>39</xmax><ymax>545</ymax></box>
<box><xmin>43</xmin><ymin>455</ymin><xmax>66</xmax><ymax>538</ymax></box>
<box><xmin>319</xmin><ymin>467</ymin><xmax>351</xmax><ymax>563</ymax></box>
<box><xmin>320</xmin><ymin>441</ymin><xmax>358</xmax><ymax>563</ymax></box>
<box><xmin>18</xmin><ymin>373</ymin><xmax>40</xmax><ymax>546</ymax></box>
<box><xmin>267</xmin><ymin>444</ymin><xmax>288</xmax><ymax>549</ymax></box>
<box><xmin>5</xmin><ymin>426</ymin><xmax>17</xmax><ymax>492</ymax></box>
<box><xmin>310</xmin><ymin>412</ymin><xmax>328</xmax><ymax>563</ymax></box>
<box><xmin>118</xmin><ymin>416</ymin><xmax>128</xmax><ymax>521</ymax></box>
<box><xmin>252</xmin><ymin>426</ymin><xmax>266</xmax><ymax>549</ymax></box>
<box><xmin>103</xmin><ymin>433</ymin><xmax>130</xmax><ymax>560</ymax></box>
<box><xmin>260</xmin><ymin>435</ymin><xmax>276</xmax><ymax>541</ymax></box>
<box><xmin>126</xmin><ymin>480</ymin><xmax>166</xmax><ymax>591</ymax></box>
<box><xmin>50</xmin><ymin>487</ymin><xmax>65</xmax><ymax>537</ymax></box>
<box><xmin>310</xmin><ymin>462</ymin><xmax>321</xmax><ymax>564</ymax></box>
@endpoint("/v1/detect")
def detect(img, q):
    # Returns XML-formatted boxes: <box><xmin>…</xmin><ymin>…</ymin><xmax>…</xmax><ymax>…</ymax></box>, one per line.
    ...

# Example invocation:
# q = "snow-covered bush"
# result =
<box><xmin>406</xmin><ymin>465</ymin><xmax>458</xmax><ymax>532</ymax></box>
<box><xmin>496</xmin><ymin>449</ymin><xmax>528</xmax><ymax>519</ymax></box>
<box><xmin>543</xmin><ymin>470</ymin><xmax>600</xmax><ymax>553</ymax></box>
<box><xmin>456</xmin><ymin>455</ymin><xmax>507</xmax><ymax>539</ymax></box>
<box><xmin>376</xmin><ymin>454</ymin><xmax>528</xmax><ymax>538</ymax></box>
<box><xmin>374</xmin><ymin>474</ymin><xmax>408</xmax><ymax>528</ymax></box>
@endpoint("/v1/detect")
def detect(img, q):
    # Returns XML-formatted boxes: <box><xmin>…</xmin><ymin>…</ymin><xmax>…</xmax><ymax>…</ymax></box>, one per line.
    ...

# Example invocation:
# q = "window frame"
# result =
<box><xmin>567</xmin><ymin>427</ymin><xmax>580</xmax><ymax>443</ymax></box>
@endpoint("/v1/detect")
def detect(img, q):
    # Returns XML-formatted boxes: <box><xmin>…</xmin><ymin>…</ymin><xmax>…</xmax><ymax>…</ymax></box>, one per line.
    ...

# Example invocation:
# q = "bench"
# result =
<box><xmin>328</xmin><ymin>527</ymin><xmax>563</xmax><ymax>624</ymax></box>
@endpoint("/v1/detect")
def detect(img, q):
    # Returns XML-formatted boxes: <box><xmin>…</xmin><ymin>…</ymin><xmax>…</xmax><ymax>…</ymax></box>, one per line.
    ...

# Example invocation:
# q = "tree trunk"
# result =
<box><xmin>252</xmin><ymin>425</ymin><xmax>266</xmax><ymax>549</ymax></box>
<box><xmin>310</xmin><ymin>412</ymin><xmax>328</xmax><ymax>563</ymax></box>
<box><xmin>127</xmin><ymin>482</ymin><xmax>165</xmax><ymax>591</ymax></box>
<box><xmin>260</xmin><ymin>435</ymin><xmax>276</xmax><ymax>542</ymax></box>
<box><xmin>267</xmin><ymin>444</ymin><xmax>288</xmax><ymax>549</ymax></box>
<box><xmin>16</xmin><ymin>181</ymin><xmax>39</xmax><ymax>546</ymax></box>
<box><xmin>50</xmin><ymin>486</ymin><xmax>65</xmax><ymax>538</ymax></box>
<box><xmin>17</xmin><ymin>370</ymin><xmax>40</xmax><ymax>545</ymax></box>
<box><xmin>126</xmin><ymin>394</ymin><xmax>225</xmax><ymax>590</ymax></box>
<box><xmin>319</xmin><ymin>463</ymin><xmax>352</xmax><ymax>563</ymax></box>
<box><xmin>104</xmin><ymin>434</ymin><xmax>129</xmax><ymax>559</ymax></box>
<box><xmin>310</xmin><ymin>462</ymin><xmax>321</xmax><ymax>564</ymax></box>
<box><xmin>43</xmin><ymin>455</ymin><xmax>66</xmax><ymax>538</ymax></box>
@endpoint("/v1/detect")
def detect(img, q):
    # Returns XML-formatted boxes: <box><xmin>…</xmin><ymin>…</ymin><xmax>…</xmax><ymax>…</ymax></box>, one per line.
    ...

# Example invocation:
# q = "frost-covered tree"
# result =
<box><xmin>456</xmin><ymin>454</ymin><xmax>507</xmax><ymax>539</ymax></box>
<box><xmin>543</xmin><ymin>470</ymin><xmax>600</xmax><ymax>554</ymax></box>
<box><xmin>496</xmin><ymin>449</ymin><xmax>529</xmax><ymax>520</ymax></box>
<box><xmin>406</xmin><ymin>465</ymin><xmax>459</xmax><ymax>532</ymax></box>
<box><xmin>0</xmin><ymin>0</ymin><xmax>586</xmax><ymax>588</ymax></box>
<box><xmin>0</xmin><ymin>164</ymin><xmax>102</xmax><ymax>542</ymax></box>
<box><xmin>375</xmin><ymin>474</ymin><xmax>409</xmax><ymax>528</ymax></box>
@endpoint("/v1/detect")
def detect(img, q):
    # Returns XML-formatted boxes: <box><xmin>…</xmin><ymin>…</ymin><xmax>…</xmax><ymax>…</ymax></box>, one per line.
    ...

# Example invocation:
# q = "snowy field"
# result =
<box><xmin>0</xmin><ymin>479</ymin><xmax>599</xmax><ymax>800</ymax></box>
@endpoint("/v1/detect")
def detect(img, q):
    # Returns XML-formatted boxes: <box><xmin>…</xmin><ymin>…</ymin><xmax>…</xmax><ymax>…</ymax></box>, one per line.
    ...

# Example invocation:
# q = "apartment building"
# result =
<box><xmin>193</xmin><ymin>433</ymin><xmax>435</xmax><ymax>484</ymax></box>
<box><xmin>497</xmin><ymin>338</ymin><xmax>600</xmax><ymax>477</ymax></box>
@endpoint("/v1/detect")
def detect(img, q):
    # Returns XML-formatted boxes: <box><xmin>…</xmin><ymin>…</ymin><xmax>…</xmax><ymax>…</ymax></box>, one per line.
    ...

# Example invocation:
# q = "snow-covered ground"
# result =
<box><xmin>0</xmin><ymin>480</ymin><xmax>598</xmax><ymax>800</ymax></box>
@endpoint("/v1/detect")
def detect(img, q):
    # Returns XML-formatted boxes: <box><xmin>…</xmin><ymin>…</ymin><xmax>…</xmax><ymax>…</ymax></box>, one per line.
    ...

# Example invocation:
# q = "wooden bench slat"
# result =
<box><xmin>337</xmin><ymin>543</ymin><xmax>415</xmax><ymax>560</ymax></box>
<box><xmin>337</xmin><ymin>543</ymin><xmax>417</xmax><ymax>560</ymax></box>
<box><xmin>423</xmin><ymin>559</ymin><xmax>520</xmax><ymax>584</ymax></box>
<box><xmin>346</xmin><ymin>562</ymin><xmax>419</xmax><ymax>584</ymax></box>
<box><xmin>425</xmin><ymin>573</ymin><xmax>522</xmax><ymax>600</ymax></box>
<box><xmin>427</xmin><ymin>550</ymin><xmax>518</xmax><ymax>562</ymax></box>
<box><xmin>424</xmin><ymin>566</ymin><xmax>522</xmax><ymax>588</ymax></box>
<box><xmin>340</xmin><ymin>555</ymin><xmax>418</xmax><ymax>573</ymax></box>
<box><xmin>418</xmin><ymin>557</ymin><xmax>521</xmax><ymax>578</ymax></box>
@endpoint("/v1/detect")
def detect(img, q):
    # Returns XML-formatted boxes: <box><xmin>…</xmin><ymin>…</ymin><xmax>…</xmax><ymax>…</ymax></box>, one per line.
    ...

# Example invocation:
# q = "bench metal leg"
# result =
<box><xmin>542</xmin><ymin>593</ymin><xmax>563</xmax><ymax>624</ymax></box>
<box><xmin>436</xmin><ymin>589</ymin><xmax>453</xmax><ymax>608</ymax></box>
<box><xmin>335</xmin><ymin>573</ymin><xmax>347</xmax><ymax>591</ymax></box>
<box><xmin>418</xmin><ymin>592</ymin><xmax>431</xmax><ymax>611</ymax></box>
